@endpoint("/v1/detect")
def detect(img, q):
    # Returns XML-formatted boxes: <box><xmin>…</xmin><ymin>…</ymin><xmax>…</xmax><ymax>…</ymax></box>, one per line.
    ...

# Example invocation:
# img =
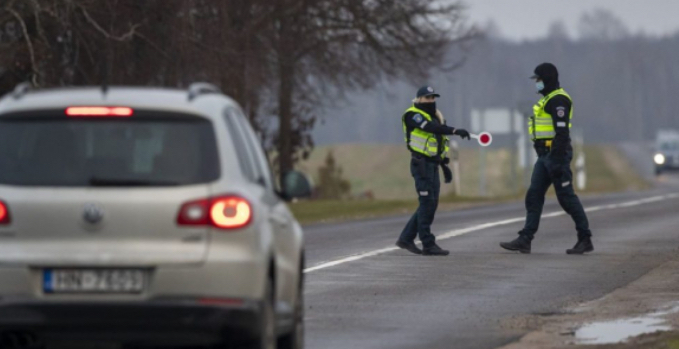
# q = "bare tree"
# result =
<box><xmin>578</xmin><ymin>9</ymin><xmax>629</xmax><ymax>41</ymax></box>
<box><xmin>265</xmin><ymin>0</ymin><xmax>478</xmax><ymax>181</ymax></box>
<box><xmin>547</xmin><ymin>21</ymin><xmax>570</xmax><ymax>41</ymax></box>
<box><xmin>1</xmin><ymin>0</ymin><xmax>477</xmax><ymax>184</ymax></box>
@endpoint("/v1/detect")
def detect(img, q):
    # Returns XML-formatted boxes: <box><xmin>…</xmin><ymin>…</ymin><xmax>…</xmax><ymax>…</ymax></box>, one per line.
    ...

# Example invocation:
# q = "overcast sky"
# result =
<box><xmin>462</xmin><ymin>0</ymin><xmax>679</xmax><ymax>40</ymax></box>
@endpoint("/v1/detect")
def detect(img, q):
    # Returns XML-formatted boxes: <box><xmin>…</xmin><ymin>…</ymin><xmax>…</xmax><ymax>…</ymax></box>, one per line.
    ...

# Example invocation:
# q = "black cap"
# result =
<box><xmin>530</xmin><ymin>62</ymin><xmax>559</xmax><ymax>80</ymax></box>
<box><xmin>416</xmin><ymin>85</ymin><xmax>440</xmax><ymax>98</ymax></box>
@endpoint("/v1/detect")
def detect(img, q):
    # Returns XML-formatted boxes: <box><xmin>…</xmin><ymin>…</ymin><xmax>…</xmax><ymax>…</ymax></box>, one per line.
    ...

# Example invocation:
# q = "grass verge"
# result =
<box><xmin>290</xmin><ymin>195</ymin><xmax>519</xmax><ymax>225</ymax></box>
<box><xmin>291</xmin><ymin>144</ymin><xmax>649</xmax><ymax>225</ymax></box>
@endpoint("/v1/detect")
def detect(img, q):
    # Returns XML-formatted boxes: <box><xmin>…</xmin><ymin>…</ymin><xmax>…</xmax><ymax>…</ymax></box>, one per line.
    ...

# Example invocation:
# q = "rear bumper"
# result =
<box><xmin>0</xmin><ymin>257</ymin><xmax>269</xmax><ymax>301</ymax></box>
<box><xmin>656</xmin><ymin>164</ymin><xmax>679</xmax><ymax>169</ymax></box>
<box><xmin>0</xmin><ymin>299</ymin><xmax>263</xmax><ymax>346</ymax></box>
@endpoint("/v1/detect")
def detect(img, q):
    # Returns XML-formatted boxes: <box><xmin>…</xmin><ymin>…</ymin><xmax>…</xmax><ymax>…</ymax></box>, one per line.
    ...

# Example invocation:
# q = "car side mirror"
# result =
<box><xmin>281</xmin><ymin>171</ymin><xmax>312</xmax><ymax>200</ymax></box>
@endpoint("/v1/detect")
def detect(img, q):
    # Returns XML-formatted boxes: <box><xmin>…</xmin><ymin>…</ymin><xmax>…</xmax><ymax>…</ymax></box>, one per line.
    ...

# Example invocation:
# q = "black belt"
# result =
<box><xmin>533</xmin><ymin>139</ymin><xmax>553</xmax><ymax>148</ymax></box>
<box><xmin>411</xmin><ymin>152</ymin><xmax>442</xmax><ymax>164</ymax></box>
<box><xmin>533</xmin><ymin>139</ymin><xmax>553</xmax><ymax>156</ymax></box>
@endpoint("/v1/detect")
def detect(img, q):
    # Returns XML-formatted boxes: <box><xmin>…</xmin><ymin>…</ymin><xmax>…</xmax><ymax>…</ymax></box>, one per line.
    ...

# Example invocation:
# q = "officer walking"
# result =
<box><xmin>396</xmin><ymin>86</ymin><xmax>470</xmax><ymax>256</ymax></box>
<box><xmin>500</xmin><ymin>63</ymin><xmax>593</xmax><ymax>254</ymax></box>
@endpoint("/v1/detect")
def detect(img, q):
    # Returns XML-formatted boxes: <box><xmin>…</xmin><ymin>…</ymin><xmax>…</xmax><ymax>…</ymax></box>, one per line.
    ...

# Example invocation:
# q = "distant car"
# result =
<box><xmin>654</xmin><ymin>130</ymin><xmax>679</xmax><ymax>176</ymax></box>
<box><xmin>0</xmin><ymin>83</ymin><xmax>310</xmax><ymax>348</ymax></box>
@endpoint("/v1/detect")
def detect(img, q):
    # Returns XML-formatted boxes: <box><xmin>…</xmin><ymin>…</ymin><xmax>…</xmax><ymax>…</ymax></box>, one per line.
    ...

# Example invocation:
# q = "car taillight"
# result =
<box><xmin>176</xmin><ymin>199</ymin><xmax>210</xmax><ymax>226</ymax></box>
<box><xmin>66</xmin><ymin>107</ymin><xmax>133</xmax><ymax>117</ymax></box>
<box><xmin>177</xmin><ymin>196</ymin><xmax>252</xmax><ymax>230</ymax></box>
<box><xmin>0</xmin><ymin>201</ymin><xmax>10</xmax><ymax>225</ymax></box>
<box><xmin>210</xmin><ymin>197</ymin><xmax>252</xmax><ymax>228</ymax></box>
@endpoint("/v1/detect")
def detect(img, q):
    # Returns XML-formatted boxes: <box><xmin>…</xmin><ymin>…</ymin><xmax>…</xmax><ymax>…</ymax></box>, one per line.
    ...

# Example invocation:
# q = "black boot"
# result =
<box><xmin>422</xmin><ymin>244</ymin><xmax>449</xmax><ymax>256</ymax></box>
<box><xmin>566</xmin><ymin>238</ymin><xmax>594</xmax><ymax>255</ymax></box>
<box><xmin>500</xmin><ymin>236</ymin><xmax>531</xmax><ymax>254</ymax></box>
<box><xmin>395</xmin><ymin>240</ymin><xmax>423</xmax><ymax>255</ymax></box>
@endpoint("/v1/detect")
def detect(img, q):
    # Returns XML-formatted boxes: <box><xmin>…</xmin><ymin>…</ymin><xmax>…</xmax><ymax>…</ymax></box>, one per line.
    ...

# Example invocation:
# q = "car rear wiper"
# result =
<box><xmin>88</xmin><ymin>177</ymin><xmax>181</xmax><ymax>187</ymax></box>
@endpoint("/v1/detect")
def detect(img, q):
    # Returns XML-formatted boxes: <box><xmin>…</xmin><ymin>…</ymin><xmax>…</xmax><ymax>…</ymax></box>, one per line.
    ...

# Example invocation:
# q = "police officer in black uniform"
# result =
<box><xmin>396</xmin><ymin>86</ymin><xmax>470</xmax><ymax>256</ymax></box>
<box><xmin>500</xmin><ymin>63</ymin><xmax>593</xmax><ymax>254</ymax></box>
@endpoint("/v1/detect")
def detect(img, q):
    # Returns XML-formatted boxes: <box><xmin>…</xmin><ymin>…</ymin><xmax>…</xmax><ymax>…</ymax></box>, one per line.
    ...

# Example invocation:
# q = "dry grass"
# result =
<box><xmin>291</xmin><ymin>143</ymin><xmax>649</xmax><ymax>224</ymax></box>
<box><xmin>297</xmin><ymin>143</ymin><xmax>647</xmax><ymax>201</ymax></box>
<box><xmin>297</xmin><ymin>144</ymin><xmax>523</xmax><ymax>200</ymax></box>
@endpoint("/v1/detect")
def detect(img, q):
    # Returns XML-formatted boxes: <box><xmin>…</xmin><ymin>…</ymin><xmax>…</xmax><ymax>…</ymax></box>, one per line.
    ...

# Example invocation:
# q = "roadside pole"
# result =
<box><xmin>574</xmin><ymin>128</ymin><xmax>587</xmax><ymax>190</ymax></box>
<box><xmin>517</xmin><ymin>101</ymin><xmax>535</xmax><ymax>190</ymax></box>
<box><xmin>510</xmin><ymin>109</ymin><xmax>518</xmax><ymax>196</ymax></box>
<box><xmin>478</xmin><ymin>110</ymin><xmax>487</xmax><ymax>197</ymax></box>
<box><xmin>451</xmin><ymin>140</ymin><xmax>461</xmax><ymax>196</ymax></box>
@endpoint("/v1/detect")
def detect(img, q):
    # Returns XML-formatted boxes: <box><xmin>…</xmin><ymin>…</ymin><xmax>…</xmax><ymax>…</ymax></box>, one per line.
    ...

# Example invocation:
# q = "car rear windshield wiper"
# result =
<box><xmin>88</xmin><ymin>177</ymin><xmax>181</xmax><ymax>187</ymax></box>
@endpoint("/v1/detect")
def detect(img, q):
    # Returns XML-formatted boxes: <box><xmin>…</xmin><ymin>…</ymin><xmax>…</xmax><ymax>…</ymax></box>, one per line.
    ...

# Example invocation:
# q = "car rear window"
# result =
<box><xmin>0</xmin><ymin>113</ymin><xmax>220</xmax><ymax>186</ymax></box>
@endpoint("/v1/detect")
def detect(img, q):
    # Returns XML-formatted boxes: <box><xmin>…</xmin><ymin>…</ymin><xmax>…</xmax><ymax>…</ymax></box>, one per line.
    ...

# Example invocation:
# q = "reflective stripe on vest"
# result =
<box><xmin>529</xmin><ymin>88</ymin><xmax>573</xmax><ymax>141</ymax></box>
<box><xmin>402</xmin><ymin>106</ymin><xmax>450</xmax><ymax>158</ymax></box>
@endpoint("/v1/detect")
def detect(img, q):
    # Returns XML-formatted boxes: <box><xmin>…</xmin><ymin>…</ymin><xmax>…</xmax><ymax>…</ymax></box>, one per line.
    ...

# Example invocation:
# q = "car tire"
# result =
<box><xmin>255</xmin><ymin>278</ymin><xmax>277</xmax><ymax>349</ymax></box>
<box><xmin>278</xmin><ymin>272</ymin><xmax>304</xmax><ymax>349</ymax></box>
<box><xmin>230</xmin><ymin>278</ymin><xmax>276</xmax><ymax>349</ymax></box>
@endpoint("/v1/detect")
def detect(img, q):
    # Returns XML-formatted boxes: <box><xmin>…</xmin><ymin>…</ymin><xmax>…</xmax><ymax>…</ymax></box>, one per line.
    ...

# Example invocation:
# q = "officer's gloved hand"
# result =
<box><xmin>442</xmin><ymin>157</ymin><xmax>451</xmax><ymax>165</ymax></box>
<box><xmin>453</xmin><ymin>128</ymin><xmax>471</xmax><ymax>140</ymax></box>
<box><xmin>441</xmin><ymin>164</ymin><xmax>453</xmax><ymax>183</ymax></box>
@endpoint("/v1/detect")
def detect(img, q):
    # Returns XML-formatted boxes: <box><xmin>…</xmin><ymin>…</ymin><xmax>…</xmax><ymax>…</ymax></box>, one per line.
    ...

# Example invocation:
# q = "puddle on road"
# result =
<box><xmin>575</xmin><ymin>303</ymin><xmax>679</xmax><ymax>344</ymax></box>
<box><xmin>575</xmin><ymin>317</ymin><xmax>671</xmax><ymax>344</ymax></box>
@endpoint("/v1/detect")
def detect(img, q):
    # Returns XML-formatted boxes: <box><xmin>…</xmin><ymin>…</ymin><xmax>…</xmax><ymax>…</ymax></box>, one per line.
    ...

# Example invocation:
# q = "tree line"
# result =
<box><xmin>313</xmin><ymin>10</ymin><xmax>679</xmax><ymax>146</ymax></box>
<box><xmin>0</xmin><ymin>0</ymin><xmax>477</xmax><ymax>180</ymax></box>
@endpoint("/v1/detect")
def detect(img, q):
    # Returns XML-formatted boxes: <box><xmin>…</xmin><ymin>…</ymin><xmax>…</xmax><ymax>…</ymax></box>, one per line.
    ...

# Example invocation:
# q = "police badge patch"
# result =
<box><xmin>556</xmin><ymin>106</ymin><xmax>566</xmax><ymax>118</ymax></box>
<box><xmin>413</xmin><ymin>114</ymin><xmax>423</xmax><ymax>123</ymax></box>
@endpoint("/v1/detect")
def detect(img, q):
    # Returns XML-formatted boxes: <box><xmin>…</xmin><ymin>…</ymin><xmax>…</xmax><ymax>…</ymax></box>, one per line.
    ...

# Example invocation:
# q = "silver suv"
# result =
<box><xmin>0</xmin><ymin>83</ymin><xmax>310</xmax><ymax>349</ymax></box>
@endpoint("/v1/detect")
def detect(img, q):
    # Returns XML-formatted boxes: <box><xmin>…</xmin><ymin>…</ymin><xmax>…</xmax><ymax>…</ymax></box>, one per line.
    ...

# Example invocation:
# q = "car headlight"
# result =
<box><xmin>654</xmin><ymin>153</ymin><xmax>666</xmax><ymax>165</ymax></box>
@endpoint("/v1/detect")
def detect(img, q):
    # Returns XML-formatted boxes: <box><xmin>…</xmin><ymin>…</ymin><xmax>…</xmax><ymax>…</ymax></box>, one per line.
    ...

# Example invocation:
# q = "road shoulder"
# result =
<box><xmin>499</xmin><ymin>250</ymin><xmax>679</xmax><ymax>349</ymax></box>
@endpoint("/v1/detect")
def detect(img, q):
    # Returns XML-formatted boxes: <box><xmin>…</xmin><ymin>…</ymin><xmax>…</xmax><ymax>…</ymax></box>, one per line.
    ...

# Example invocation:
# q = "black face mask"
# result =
<box><xmin>415</xmin><ymin>102</ymin><xmax>436</xmax><ymax>117</ymax></box>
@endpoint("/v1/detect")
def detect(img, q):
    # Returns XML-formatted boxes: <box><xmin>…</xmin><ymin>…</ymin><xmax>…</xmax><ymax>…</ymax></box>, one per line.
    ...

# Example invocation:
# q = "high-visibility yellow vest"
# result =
<box><xmin>529</xmin><ymin>88</ymin><xmax>573</xmax><ymax>141</ymax></box>
<box><xmin>402</xmin><ymin>106</ymin><xmax>450</xmax><ymax>159</ymax></box>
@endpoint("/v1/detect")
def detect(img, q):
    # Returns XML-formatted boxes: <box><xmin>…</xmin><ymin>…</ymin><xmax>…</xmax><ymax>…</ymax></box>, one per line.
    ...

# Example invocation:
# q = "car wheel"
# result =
<box><xmin>257</xmin><ymin>278</ymin><xmax>276</xmax><ymax>349</ymax></box>
<box><xmin>278</xmin><ymin>273</ymin><xmax>304</xmax><ymax>349</ymax></box>
<box><xmin>222</xmin><ymin>278</ymin><xmax>275</xmax><ymax>349</ymax></box>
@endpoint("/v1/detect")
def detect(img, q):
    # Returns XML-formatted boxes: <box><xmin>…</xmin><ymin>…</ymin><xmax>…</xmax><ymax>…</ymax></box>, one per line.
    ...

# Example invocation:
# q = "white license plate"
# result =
<box><xmin>44</xmin><ymin>269</ymin><xmax>145</xmax><ymax>293</ymax></box>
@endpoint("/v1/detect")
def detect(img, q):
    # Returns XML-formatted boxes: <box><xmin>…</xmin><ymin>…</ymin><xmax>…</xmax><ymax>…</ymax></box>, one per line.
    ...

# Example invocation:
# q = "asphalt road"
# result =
<box><xmin>303</xmin><ymin>143</ymin><xmax>679</xmax><ymax>349</ymax></box>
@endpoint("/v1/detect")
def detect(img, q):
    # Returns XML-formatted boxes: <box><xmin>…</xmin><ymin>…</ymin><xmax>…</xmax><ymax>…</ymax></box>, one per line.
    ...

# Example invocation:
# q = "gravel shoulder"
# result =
<box><xmin>499</xmin><ymin>250</ymin><xmax>679</xmax><ymax>349</ymax></box>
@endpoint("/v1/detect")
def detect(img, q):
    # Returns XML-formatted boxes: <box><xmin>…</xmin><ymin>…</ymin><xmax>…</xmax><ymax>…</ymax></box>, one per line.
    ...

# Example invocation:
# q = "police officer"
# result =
<box><xmin>500</xmin><ymin>63</ymin><xmax>593</xmax><ymax>255</ymax></box>
<box><xmin>396</xmin><ymin>86</ymin><xmax>470</xmax><ymax>256</ymax></box>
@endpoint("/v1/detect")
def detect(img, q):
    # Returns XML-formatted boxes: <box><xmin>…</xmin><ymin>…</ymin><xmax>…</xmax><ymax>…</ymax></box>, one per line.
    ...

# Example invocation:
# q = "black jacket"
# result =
<box><xmin>540</xmin><ymin>86</ymin><xmax>572</xmax><ymax>162</ymax></box>
<box><xmin>535</xmin><ymin>62</ymin><xmax>571</xmax><ymax>162</ymax></box>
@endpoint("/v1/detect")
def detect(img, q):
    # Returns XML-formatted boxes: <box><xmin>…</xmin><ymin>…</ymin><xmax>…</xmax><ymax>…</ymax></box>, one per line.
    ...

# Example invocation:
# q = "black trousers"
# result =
<box><xmin>399</xmin><ymin>155</ymin><xmax>440</xmax><ymax>248</ymax></box>
<box><xmin>520</xmin><ymin>149</ymin><xmax>592</xmax><ymax>241</ymax></box>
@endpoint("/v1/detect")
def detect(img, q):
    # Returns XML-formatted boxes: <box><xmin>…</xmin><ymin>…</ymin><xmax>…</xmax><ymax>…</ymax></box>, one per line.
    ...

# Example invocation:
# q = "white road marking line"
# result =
<box><xmin>304</xmin><ymin>246</ymin><xmax>399</xmax><ymax>273</ymax></box>
<box><xmin>304</xmin><ymin>194</ymin><xmax>678</xmax><ymax>274</ymax></box>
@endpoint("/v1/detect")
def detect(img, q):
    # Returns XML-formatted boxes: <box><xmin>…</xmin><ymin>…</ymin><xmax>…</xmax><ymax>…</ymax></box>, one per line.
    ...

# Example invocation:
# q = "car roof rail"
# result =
<box><xmin>12</xmin><ymin>82</ymin><xmax>33</xmax><ymax>100</ymax></box>
<box><xmin>187</xmin><ymin>82</ymin><xmax>221</xmax><ymax>101</ymax></box>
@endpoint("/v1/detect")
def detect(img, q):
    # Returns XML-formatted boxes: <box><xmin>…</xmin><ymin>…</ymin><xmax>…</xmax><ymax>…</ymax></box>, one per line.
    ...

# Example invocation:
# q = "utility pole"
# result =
<box><xmin>517</xmin><ymin>100</ymin><xmax>535</xmax><ymax>189</ymax></box>
<box><xmin>451</xmin><ymin>140</ymin><xmax>461</xmax><ymax>196</ymax></box>
<box><xmin>478</xmin><ymin>109</ymin><xmax>486</xmax><ymax>197</ymax></box>
<box><xmin>574</xmin><ymin>128</ymin><xmax>586</xmax><ymax>190</ymax></box>
<box><xmin>510</xmin><ymin>109</ymin><xmax>518</xmax><ymax>195</ymax></box>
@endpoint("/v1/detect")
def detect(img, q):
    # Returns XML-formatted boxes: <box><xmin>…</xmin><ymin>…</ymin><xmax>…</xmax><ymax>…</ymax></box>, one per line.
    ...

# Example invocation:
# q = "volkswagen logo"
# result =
<box><xmin>83</xmin><ymin>203</ymin><xmax>104</xmax><ymax>224</ymax></box>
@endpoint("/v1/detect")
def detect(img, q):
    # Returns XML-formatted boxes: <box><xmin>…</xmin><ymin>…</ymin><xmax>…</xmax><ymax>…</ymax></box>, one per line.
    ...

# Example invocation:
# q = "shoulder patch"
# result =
<box><xmin>413</xmin><ymin>114</ymin><xmax>423</xmax><ymax>123</ymax></box>
<box><xmin>556</xmin><ymin>106</ymin><xmax>566</xmax><ymax>118</ymax></box>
